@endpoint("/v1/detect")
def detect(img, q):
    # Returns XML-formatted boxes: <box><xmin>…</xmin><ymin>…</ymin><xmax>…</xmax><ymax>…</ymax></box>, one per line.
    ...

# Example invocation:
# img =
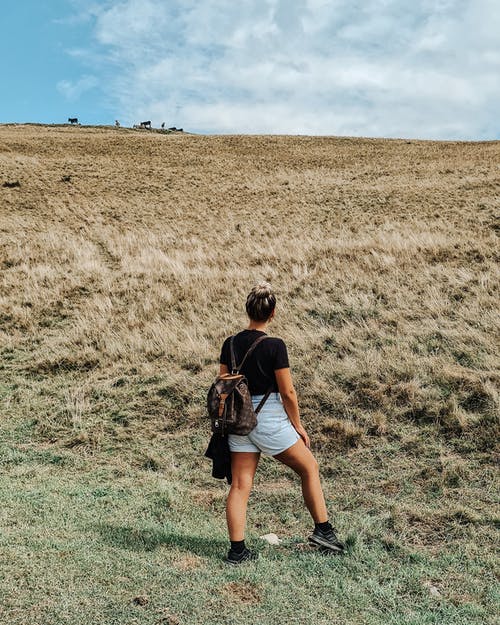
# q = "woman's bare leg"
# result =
<box><xmin>226</xmin><ymin>451</ymin><xmax>260</xmax><ymax>541</ymax></box>
<box><xmin>273</xmin><ymin>438</ymin><xmax>328</xmax><ymax>523</ymax></box>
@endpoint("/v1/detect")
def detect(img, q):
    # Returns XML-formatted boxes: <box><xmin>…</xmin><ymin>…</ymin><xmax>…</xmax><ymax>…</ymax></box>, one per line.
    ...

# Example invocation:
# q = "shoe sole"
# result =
<box><xmin>225</xmin><ymin>554</ymin><xmax>258</xmax><ymax>565</ymax></box>
<box><xmin>225</xmin><ymin>557</ymin><xmax>257</xmax><ymax>565</ymax></box>
<box><xmin>308</xmin><ymin>535</ymin><xmax>344</xmax><ymax>552</ymax></box>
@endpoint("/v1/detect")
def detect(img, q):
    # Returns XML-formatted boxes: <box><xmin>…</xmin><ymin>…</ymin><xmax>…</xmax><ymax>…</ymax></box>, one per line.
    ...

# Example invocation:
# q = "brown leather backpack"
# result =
<box><xmin>207</xmin><ymin>335</ymin><xmax>274</xmax><ymax>435</ymax></box>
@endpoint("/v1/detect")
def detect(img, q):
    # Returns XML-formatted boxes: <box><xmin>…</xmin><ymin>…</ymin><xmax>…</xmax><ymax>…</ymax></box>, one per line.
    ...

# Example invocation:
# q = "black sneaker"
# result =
<box><xmin>308</xmin><ymin>526</ymin><xmax>345</xmax><ymax>553</ymax></box>
<box><xmin>225</xmin><ymin>546</ymin><xmax>258</xmax><ymax>565</ymax></box>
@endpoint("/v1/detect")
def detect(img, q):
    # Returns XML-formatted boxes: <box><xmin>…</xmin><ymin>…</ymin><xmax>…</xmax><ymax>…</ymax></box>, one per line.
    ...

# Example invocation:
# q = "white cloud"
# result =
<box><xmin>70</xmin><ymin>0</ymin><xmax>500</xmax><ymax>138</ymax></box>
<box><xmin>57</xmin><ymin>75</ymin><xmax>99</xmax><ymax>101</ymax></box>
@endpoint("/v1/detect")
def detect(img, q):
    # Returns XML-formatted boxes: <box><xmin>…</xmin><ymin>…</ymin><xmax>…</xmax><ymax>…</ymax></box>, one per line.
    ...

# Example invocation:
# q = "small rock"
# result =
<box><xmin>132</xmin><ymin>595</ymin><xmax>148</xmax><ymax>606</ymax></box>
<box><xmin>423</xmin><ymin>581</ymin><xmax>441</xmax><ymax>597</ymax></box>
<box><xmin>259</xmin><ymin>533</ymin><xmax>282</xmax><ymax>545</ymax></box>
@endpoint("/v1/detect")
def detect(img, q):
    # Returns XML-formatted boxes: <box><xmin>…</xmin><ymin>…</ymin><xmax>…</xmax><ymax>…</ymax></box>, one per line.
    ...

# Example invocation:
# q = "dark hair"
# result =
<box><xmin>245</xmin><ymin>282</ymin><xmax>276</xmax><ymax>322</ymax></box>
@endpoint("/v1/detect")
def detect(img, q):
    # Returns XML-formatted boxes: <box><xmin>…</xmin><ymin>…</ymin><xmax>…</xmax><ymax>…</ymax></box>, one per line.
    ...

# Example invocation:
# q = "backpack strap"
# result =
<box><xmin>230</xmin><ymin>334</ymin><xmax>271</xmax><ymax>374</ymax></box>
<box><xmin>230</xmin><ymin>335</ymin><xmax>237</xmax><ymax>373</ymax></box>
<box><xmin>253</xmin><ymin>385</ymin><xmax>274</xmax><ymax>415</ymax></box>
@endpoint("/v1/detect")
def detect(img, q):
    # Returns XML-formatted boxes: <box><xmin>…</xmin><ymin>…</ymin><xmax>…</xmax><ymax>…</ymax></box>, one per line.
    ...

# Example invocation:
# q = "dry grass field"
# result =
<box><xmin>0</xmin><ymin>123</ymin><xmax>499</xmax><ymax>625</ymax></box>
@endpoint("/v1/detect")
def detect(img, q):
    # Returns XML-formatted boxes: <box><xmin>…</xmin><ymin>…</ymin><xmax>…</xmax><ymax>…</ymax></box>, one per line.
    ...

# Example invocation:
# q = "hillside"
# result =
<box><xmin>0</xmin><ymin>124</ymin><xmax>498</xmax><ymax>625</ymax></box>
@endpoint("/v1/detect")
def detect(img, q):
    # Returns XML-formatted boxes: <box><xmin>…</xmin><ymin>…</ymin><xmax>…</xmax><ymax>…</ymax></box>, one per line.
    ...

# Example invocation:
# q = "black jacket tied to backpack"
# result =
<box><xmin>204</xmin><ymin>432</ymin><xmax>232</xmax><ymax>484</ymax></box>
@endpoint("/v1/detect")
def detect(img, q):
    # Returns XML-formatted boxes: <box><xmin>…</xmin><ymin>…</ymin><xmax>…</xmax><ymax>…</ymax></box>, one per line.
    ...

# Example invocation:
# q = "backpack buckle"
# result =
<box><xmin>218</xmin><ymin>393</ymin><xmax>228</xmax><ymax>417</ymax></box>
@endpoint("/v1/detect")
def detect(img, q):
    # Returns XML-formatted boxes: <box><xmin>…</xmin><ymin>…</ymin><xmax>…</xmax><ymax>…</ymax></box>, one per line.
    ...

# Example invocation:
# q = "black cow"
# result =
<box><xmin>140</xmin><ymin>120</ymin><xmax>152</xmax><ymax>129</ymax></box>
<box><xmin>68</xmin><ymin>117</ymin><xmax>79</xmax><ymax>124</ymax></box>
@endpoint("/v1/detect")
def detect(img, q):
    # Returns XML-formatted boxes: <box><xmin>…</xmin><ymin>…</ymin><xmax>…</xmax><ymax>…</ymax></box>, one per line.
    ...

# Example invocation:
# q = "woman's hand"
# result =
<box><xmin>295</xmin><ymin>424</ymin><xmax>310</xmax><ymax>449</ymax></box>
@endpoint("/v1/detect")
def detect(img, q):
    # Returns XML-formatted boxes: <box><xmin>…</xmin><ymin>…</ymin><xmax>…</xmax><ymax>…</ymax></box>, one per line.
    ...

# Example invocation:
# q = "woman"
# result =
<box><xmin>219</xmin><ymin>282</ymin><xmax>344</xmax><ymax>564</ymax></box>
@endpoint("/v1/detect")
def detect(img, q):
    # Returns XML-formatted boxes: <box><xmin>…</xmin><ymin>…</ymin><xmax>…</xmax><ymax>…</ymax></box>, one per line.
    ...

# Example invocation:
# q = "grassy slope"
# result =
<box><xmin>0</xmin><ymin>125</ymin><xmax>499</xmax><ymax>625</ymax></box>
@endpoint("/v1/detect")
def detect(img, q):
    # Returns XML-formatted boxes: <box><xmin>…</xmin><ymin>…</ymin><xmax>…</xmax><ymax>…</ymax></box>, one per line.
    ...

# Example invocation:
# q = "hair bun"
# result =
<box><xmin>246</xmin><ymin>282</ymin><xmax>276</xmax><ymax>321</ymax></box>
<box><xmin>254</xmin><ymin>281</ymin><xmax>272</xmax><ymax>298</ymax></box>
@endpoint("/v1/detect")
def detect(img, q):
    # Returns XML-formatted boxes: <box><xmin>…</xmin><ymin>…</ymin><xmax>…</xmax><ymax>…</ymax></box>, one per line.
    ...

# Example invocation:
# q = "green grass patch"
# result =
<box><xmin>0</xmin><ymin>420</ymin><xmax>497</xmax><ymax>625</ymax></box>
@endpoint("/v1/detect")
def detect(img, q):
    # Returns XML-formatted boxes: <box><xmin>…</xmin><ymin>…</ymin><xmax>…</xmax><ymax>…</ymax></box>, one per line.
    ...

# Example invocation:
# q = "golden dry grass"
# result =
<box><xmin>1</xmin><ymin>124</ymin><xmax>498</xmax><ymax>446</ymax></box>
<box><xmin>0</xmin><ymin>123</ymin><xmax>499</xmax><ymax>624</ymax></box>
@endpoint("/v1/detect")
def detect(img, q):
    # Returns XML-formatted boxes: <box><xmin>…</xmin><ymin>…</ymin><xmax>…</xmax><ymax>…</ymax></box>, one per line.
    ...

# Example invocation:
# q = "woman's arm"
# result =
<box><xmin>275</xmin><ymin>367</ymin><xmax>310</xmax><ymax>448</ymax></box>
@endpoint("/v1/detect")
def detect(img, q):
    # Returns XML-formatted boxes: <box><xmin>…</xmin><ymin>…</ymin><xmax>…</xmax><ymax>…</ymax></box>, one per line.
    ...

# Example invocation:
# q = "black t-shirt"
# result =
<box><xmin>219</xmin><ymin>329</ymin><xmax>289</xmax><ymax>395</ymax></box>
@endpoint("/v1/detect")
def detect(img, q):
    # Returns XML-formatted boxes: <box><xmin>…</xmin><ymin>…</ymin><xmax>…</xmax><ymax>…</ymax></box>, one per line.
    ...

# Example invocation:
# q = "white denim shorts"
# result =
<box><xmin>228</xmin><ymin>392</ymin><xmax>300</xmax><ymax>456</ymax></box>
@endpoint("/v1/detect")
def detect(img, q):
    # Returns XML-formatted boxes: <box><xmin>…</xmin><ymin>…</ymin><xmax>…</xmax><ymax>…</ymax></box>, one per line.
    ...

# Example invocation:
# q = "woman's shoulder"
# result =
<box><xmin>265</xmin><ymin>335</ymin><xmax>286</xmax><ymax>346</ymax></box>
<box><xmin>261</xmin><ymin>335</ymin><xmax>288</xmax><ymax>355</ymax></box>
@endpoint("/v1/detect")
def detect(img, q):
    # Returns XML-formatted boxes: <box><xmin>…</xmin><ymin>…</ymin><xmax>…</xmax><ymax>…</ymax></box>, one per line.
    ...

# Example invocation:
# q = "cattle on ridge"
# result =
<box><xmin>132</xmin><ymin>121</ymin><xmax>184</xmax><ymax>132</ymax></box>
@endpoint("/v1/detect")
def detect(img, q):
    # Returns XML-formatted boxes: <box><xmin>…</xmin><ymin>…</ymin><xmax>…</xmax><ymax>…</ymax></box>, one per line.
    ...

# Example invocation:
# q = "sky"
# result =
<box><xmin>0</xmin><ymin>0</ymin><xmax>499</xmax><ymax>139</ymax></box>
